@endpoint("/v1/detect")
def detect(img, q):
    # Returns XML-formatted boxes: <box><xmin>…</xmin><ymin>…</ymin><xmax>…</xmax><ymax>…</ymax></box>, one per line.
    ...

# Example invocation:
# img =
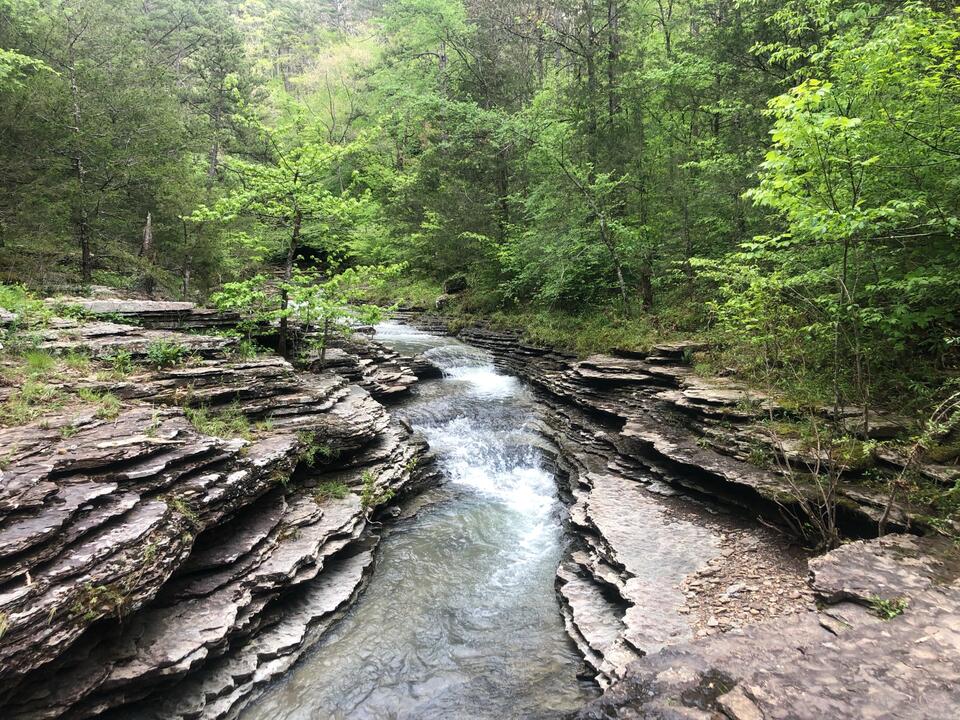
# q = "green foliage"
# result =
<box><xmin>24</xmin><ymin>350</ymin><xmax>55</xmax><ymax>375</ymax></box>
<box><xmin>296</xmin><ymin>431</ymin><xmax>337</xmax><ymax>466</ymax></box>
<box><xmin>360</xmin><ymin>469</ymin><xmax>395</xmax><ymax>511</ymax></box>
<box><xmin>71</xmin><ymin>582</ymin><xmax>128</xmax><ymax>622</ymax></box>
<box><xmin>314</xmin><ymin>480</ymin><xmax>350</xmax><ymax>502</ymax></box>
<box><xmin>109</xmin><ymin>349</ymin><xmax>134</xmax><ymax>376</ymax></box>
<box><xmin>166</xmin><ymin>495</ymin><xmax>200</xmax><ymax>527</ymax></box>
<box><xmin>64</xmin><ymin>350</ymin><xmax>91</xmax><ymax>374</ymax></box>
<box><xmin>0</xmin><ymin>381</ymin><xmax>63</xmax><ymax>426</ymax></box>
<box><xmin>869</xmin><ymin>596</ymin><xmax>908</xmax><ymax>620</ymax></box>
<box><xmin>0</xmin><ymin>0</ymin><xmax>957</xmax><ymax>428</ymax></box>
<box><xmin>210</xmin><ymin>276</ymin><xmax>273</xmax><ymax>341</ymax></box>
<box><xmin>76</xmin><ymin>388</ymin><xmax>122</xmax><ymax>420</ymax></box>
<box><xmin>145</xmin><ymin>341</ymin><xmax>189</xmax><ymax>369</ymax></box>
<box><xmin>185</xmin><ymin>404</ymin><xmax>251</xmax><ymax>439</ymax></box>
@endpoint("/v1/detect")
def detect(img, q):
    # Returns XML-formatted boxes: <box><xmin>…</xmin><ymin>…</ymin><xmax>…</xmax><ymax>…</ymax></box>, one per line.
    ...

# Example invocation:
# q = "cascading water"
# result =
<box><xmin>240</xmin><ymin>322</ymin><xmax>597</xmax><ymax>719</ymax></box>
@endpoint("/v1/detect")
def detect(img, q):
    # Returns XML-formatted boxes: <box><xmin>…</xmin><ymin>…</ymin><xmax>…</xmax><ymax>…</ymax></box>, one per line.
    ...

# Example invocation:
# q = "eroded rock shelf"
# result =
<box><xmin>0</xmin><ymin>305</ymin><xmax>438</xmax><ymax>720</ymax></box>
<box><xmin>2</xmin><ymin>305</ymin><xmax>958</xmax><ymax>720</ymax></box>
<box><xmin>405</xmin><ymin>315</ymin><xmax>960</xmax><ymax>719</ymax></box>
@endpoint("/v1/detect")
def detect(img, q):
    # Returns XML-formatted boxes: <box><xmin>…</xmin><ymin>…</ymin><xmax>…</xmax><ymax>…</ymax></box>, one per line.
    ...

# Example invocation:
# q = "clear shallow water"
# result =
<box><xmin>240</xmin><ymin>322</ymin><xmax>597</xmax><ymax>720</ymax></box>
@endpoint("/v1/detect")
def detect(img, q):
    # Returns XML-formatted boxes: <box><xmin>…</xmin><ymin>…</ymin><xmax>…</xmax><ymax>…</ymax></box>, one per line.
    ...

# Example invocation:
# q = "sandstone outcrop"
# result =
<box><xmin>0</xmin><ymin>305</ymin><xmax>438</xmax><ymax>720</ymax></box>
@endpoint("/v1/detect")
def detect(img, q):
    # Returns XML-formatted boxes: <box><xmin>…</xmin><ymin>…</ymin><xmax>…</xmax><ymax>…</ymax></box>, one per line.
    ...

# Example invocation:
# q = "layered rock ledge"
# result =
<box><xmin>396</xmin><ymin>314</ymin><xmax>959</xmax><ymax>717</ymax></box>
<box><xmin>0</xmin><ymin>305</ymin><xmax>439</xmax><ymax>720</ymax></box>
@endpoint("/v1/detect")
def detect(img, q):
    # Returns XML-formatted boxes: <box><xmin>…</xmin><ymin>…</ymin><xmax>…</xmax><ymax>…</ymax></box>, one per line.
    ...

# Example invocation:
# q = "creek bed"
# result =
<box><xmin>240</xmin><ymin>322</ymin><xmax>598</xmax><ymax>719</ymax></box>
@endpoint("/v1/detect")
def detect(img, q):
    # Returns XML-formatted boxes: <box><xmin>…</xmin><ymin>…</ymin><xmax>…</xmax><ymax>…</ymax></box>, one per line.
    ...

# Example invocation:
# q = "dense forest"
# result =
<box><xmin>1</xmin><ymin>0</ymin><xmax>958</xmax><ymax>417</ymax></box>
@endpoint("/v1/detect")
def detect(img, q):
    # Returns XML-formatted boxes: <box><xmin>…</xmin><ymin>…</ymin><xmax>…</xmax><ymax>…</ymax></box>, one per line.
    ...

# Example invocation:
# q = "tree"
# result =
<box><xmin>192</xmin><ymin>116</ymin><xmax>374</xmax><ymax>355</ymax></box>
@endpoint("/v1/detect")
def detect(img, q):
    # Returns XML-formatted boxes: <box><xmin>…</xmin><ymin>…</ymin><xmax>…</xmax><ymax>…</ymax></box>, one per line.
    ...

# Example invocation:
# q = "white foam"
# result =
<box><xmin>443</xmin><ymin>366</ymin><xmax>518</xmax><ymax>399</ymax></box>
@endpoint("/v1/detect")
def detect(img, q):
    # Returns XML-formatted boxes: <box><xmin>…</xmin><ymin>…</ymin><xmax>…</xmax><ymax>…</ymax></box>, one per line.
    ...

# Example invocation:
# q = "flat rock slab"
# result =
<box><xmin>73</xmin><ymin>300</ymin><xmax>196</xmax><ymax>314</ymax></box>
<box><xmin>578</xmin><ymin>534</ymin><xmax>960</xmax><ymax>720</ymax></box>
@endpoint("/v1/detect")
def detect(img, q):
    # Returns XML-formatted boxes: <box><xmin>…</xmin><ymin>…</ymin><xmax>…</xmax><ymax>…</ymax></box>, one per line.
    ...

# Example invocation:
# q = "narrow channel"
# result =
<box><xmin>241</xmin><ymin>322</ymin><xmax>598</xmax><ymax>719</ymax></box>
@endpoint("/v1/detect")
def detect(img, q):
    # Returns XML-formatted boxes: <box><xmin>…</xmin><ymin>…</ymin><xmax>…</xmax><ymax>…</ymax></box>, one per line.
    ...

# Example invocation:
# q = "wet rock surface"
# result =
<box><xmin>5</xmin><ymin>306</ymin><xmax>958</xmax><ymax>720</ymax></box>
<box><xmin>306</xmin><ymin>332</ymin><xmax>418</xmax><ymax>400</ymax></box>
<box><xmin>0</xmin><ymin>305</ymin><xmax>438</xmax><ymax>720</ymax></box>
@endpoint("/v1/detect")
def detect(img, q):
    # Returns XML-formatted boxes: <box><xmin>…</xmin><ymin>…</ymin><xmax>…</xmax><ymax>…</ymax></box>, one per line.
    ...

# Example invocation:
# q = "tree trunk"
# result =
<box><xmin>607</xmin><ymin>0</ymin><xmax>621</xmax><ymax>122</ymax></box>
<box><xmin>583</xmin><ymin>0</ymin><xmax>599</xmax><ymax>172</ymax></box>
<box><xmin>681</xmin><ymin>191</ymin><xmax>694</xmax><ymax>281</ymax></box>
<box><xmin>140</xmin><ymin>212</ymin><xmax>155</xmax><ymax>297</ymax></box>
<box><xmin>319</xmin><ymin>318</ymin><xmax>330</xmax><ymax>368</ymax></box>
<box><xmin>69</xmin><ymin>64</ymin><xmax>91</xmax><ymax>284</ymax></box>
<box><xmin>639</xmin><ymin>258</ymin><xmax>654</xmax><ymax>310</ymax></box>
<box><xmin>278</xmin><ymin>209</ymin><xmax>302</xmax><ymax>358</ymax></box>
<box><xmin>534</xmin><ymin>3</ymin><xmax>545</xmax><ymax>85</ymax></box>
<box><xmin>599</xmin><ymin>215</ymin><xmax>630</xmax><ymax>314</ymax></box>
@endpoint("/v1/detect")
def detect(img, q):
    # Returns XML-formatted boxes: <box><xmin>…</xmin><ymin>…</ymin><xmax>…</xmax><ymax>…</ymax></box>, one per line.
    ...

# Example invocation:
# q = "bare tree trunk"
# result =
<box><xmin>607</xmin><ymin>0</ymin><xmax>621</xmax><ymax>122</ymax></box>
<box><xmin>319</xmin><ymin>318</ymin><xmax>330</xmax><ymax>368</ymax></box>
<box><xmin>599</xmin><ymin>215</ymin><xmax>630</xmax><ymax>313</ymax></box>
<box><xmin>140</xmin><ymin>212</ymin><xmax>154</xmax><ymax>297</ymax></box>
<box><xmin>584</xmin><ymin>2</ymin><xmax>599</xmax><ymax>172</ymax></box>
<box><xmin>139</xmin><ymin>212</ymin><xmax>153</xmax><ymax>257</ymax></box>
<box><xmin>69</xmin><ymin>63</ymin><xmax>91</xmax><ymax>284</ymax></box>
<box><xmin>278</xmin><ymin>209</ymin><xmax>302</xmax><ymax>358</ymax></box>
<box><xmin>534</xmin><ymin>3</ymin><xmax>545</xmax><ymax>85</ymax></box>
<box><xmin>681</xmin><ymin>190</ymin><xmax>694</xmax><ymax>281</ymax></box>
<box><xmin>639</xmin><ymin>256</ymin><xmax>654</xmax><ymax>310</ymax></box>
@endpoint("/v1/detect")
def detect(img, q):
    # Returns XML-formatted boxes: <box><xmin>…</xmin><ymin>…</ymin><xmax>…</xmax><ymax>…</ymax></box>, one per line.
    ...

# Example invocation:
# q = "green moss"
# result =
<box><xmin>924</xmin><ymin>440</ymin><xmax>960</xmax><ymax>464</ymax></box>
<box><xmin>166</xmin><ymin>495</ymin><xmax>200</xmax><ymax>526</ymax></box>
<box><xmin>487</xmin><ymin>308</ymin><xmax>664</xmax><ymax>356</ymax></box>
<box><xmin>363</xmin><ymin>276</ymin><xmax>443</xmax><ymax>308</ymax></box>
<box><xmin>830</xmin><ymin>437</ymin><xmax>877</xmax><ymax>473</ymax></box>
<box><xmin>71</xmin><ymin>582</ymin><xmax>128</xmax><ymax>622</ymax></box>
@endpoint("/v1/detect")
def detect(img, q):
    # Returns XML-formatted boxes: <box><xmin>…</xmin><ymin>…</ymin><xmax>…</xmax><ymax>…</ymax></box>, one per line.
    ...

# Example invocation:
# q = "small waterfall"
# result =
<box><xmin>240</xmin><ymin>323</ymin><xmax>595</xmax><ymax>720</ymax></box>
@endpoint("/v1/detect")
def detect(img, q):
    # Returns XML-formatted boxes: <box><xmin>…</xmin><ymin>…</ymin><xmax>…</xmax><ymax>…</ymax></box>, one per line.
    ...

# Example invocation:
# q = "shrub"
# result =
<box><xmin>314</xmin><ymin>481</ymin><xmax>350</xmax><ymax>502</ymax></box>
<box><xmin>145</xmin><ymin>340</ymin><xmax>188</xmax><ymax>369</ymax></box>
<box><xmin>109</xmin><ymin>349</ymin><xmax>134</xmax><ymax>375</ymax></box>
<box><xmin>185</xmin><ymin>404</ymin><xmax>251</xmax><ymax>439</ymax></box>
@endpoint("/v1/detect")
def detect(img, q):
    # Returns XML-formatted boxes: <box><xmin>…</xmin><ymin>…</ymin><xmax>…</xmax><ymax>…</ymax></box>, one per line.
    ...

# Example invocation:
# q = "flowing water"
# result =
<box><xmin>241</xmin><ymin>322</ymin><xmax>598</xmax><ymax>720</ymax></box>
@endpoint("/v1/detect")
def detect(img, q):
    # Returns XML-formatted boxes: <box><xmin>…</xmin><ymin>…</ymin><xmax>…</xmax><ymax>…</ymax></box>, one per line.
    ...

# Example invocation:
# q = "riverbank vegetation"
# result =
<box><xmin>1</xmin><ymin>2</ymin><xmax>958</xmax><ymax>455</ymax></box>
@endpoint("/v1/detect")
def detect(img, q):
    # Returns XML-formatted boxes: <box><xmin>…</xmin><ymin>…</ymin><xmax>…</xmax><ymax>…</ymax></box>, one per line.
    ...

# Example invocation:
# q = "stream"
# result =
<box><xmin>240</xmin><ymin>322</ymin><xmax>598</xmax><ymax>719</ymax></box>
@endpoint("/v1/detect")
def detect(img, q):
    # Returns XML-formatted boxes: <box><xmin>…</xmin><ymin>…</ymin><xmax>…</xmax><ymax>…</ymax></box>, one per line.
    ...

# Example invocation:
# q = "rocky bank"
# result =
<box><xmin>0</xmin><ymin>301</ymin><xmax>438</xmax><ymax>719</ymax></box>
<box><xmin>400</xmin><ymin>313</ymin><xmax>960</xmax><ymax>719</ymax></box>
<box><xmin>2</xmin><ymin>301</ymin><xmax>958</xmax><ymax>720</ymax></box>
